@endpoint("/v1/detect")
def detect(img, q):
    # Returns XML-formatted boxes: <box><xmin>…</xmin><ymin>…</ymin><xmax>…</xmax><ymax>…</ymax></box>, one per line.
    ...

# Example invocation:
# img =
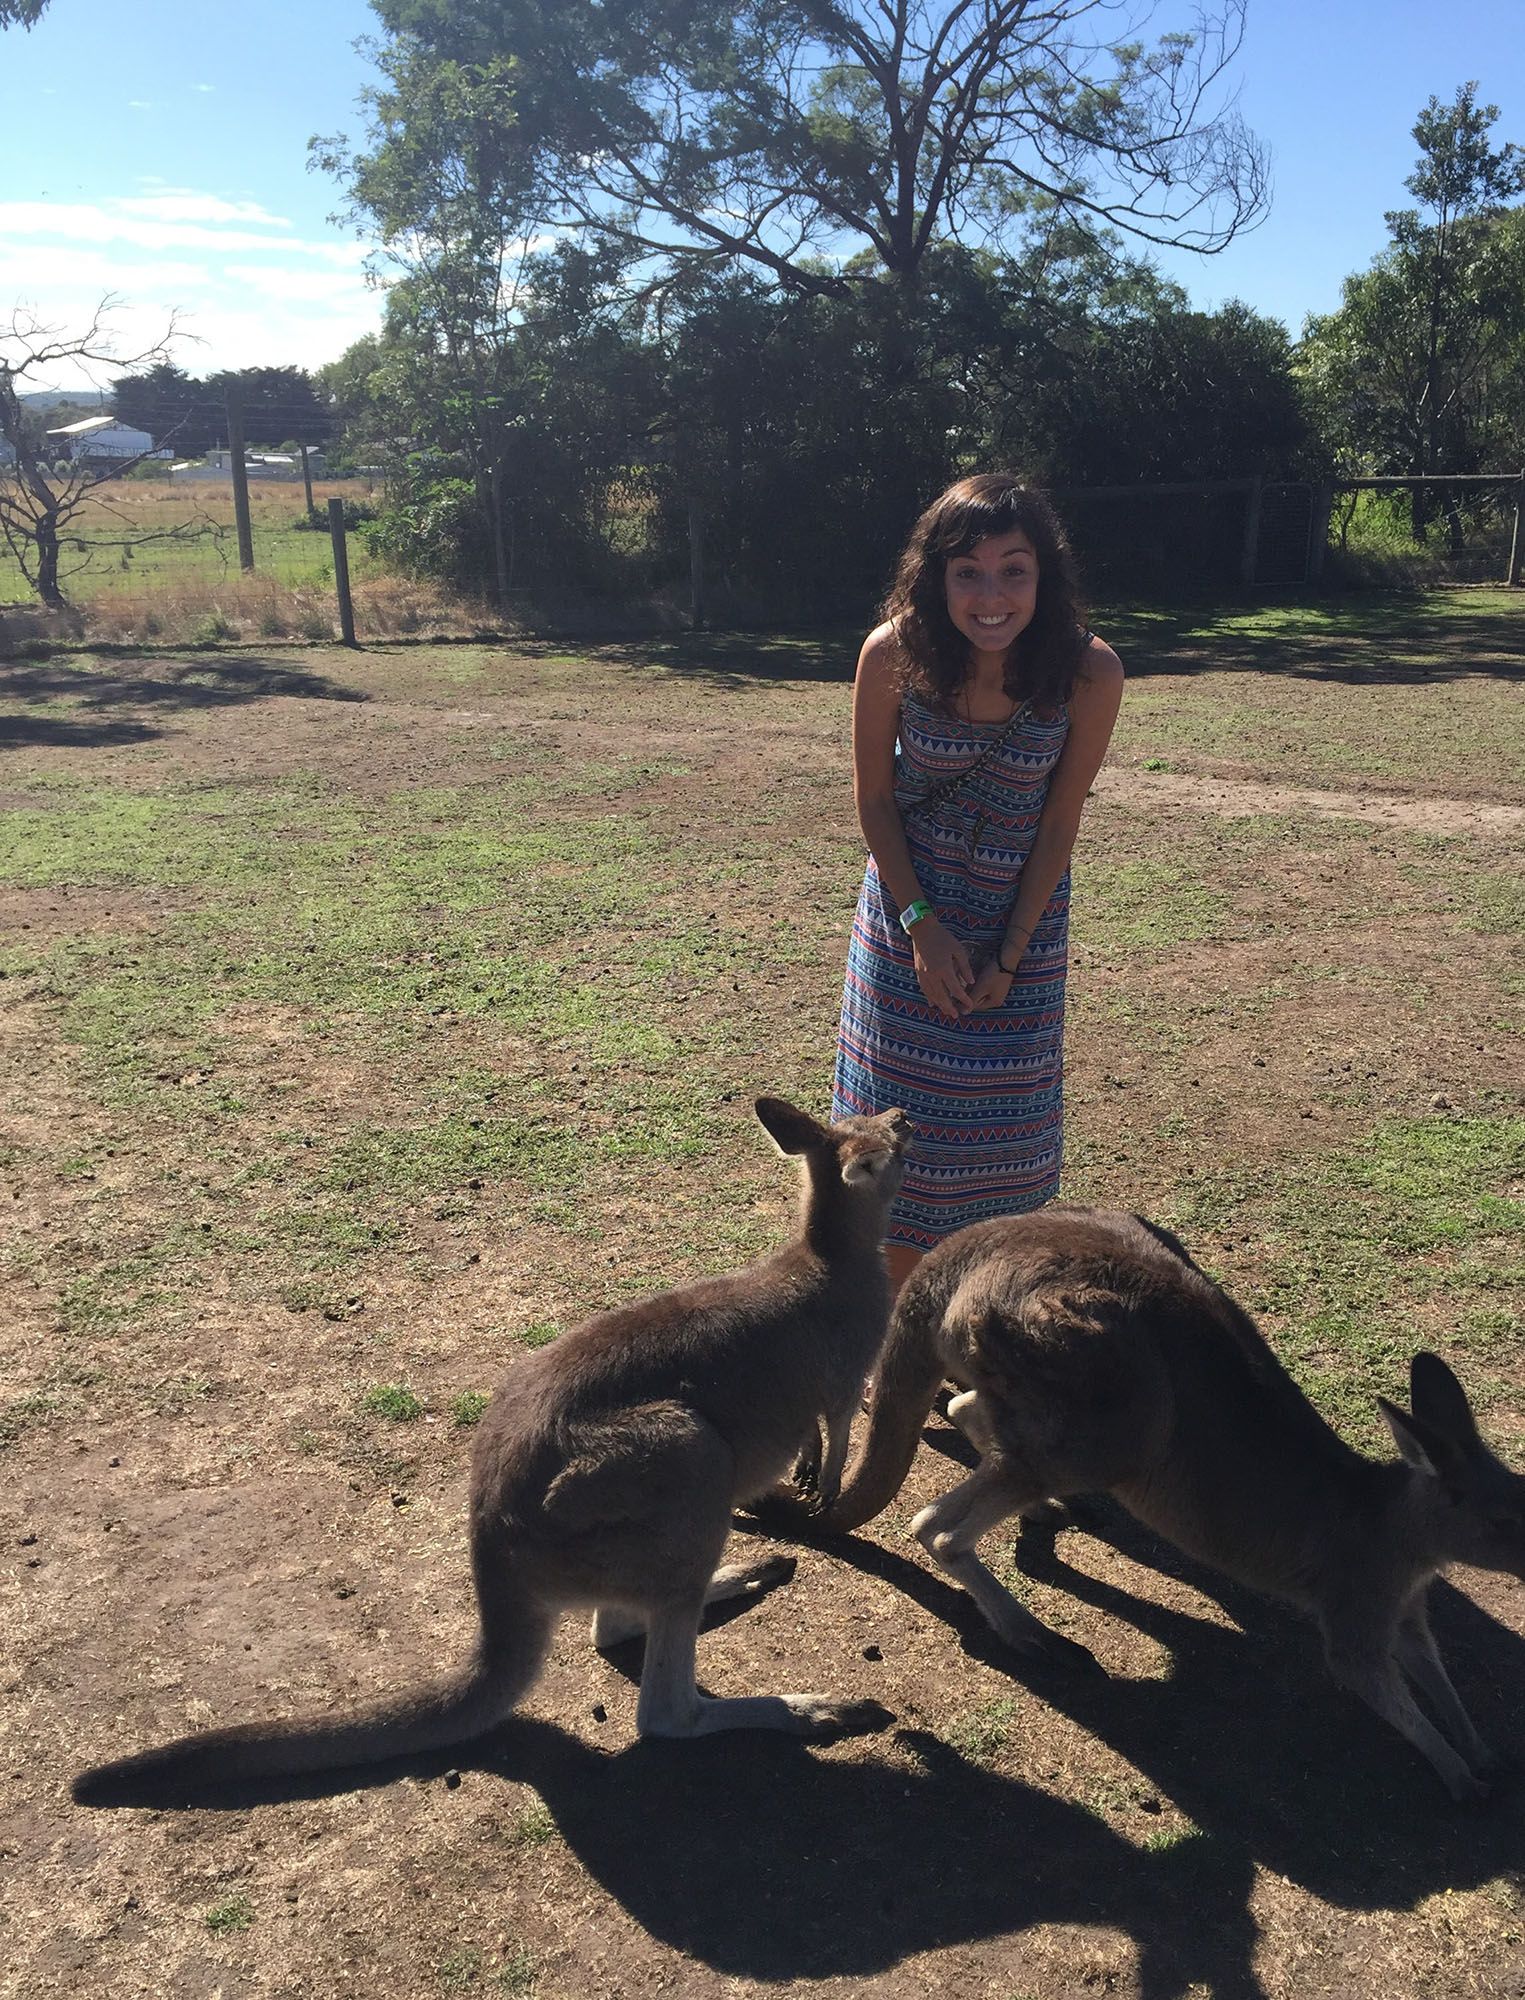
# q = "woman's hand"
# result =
<box><xmin>968</xmin><ymin>959</ymin><xmax>1016</xmax><ymax>1011</ymax></box>
<box><xmin>910</xmin><ymin>917</ymin><xmax>974</xmax><ymax>1017</ymax></box>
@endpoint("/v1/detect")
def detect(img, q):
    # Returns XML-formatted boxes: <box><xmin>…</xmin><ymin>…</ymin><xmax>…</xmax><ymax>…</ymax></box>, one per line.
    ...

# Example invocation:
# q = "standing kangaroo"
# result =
<box><xmin>73</xmin><ymin>1098</ymin><xmax>908</xmax><ymax>1804</ymax></box>
<box><xmin>779</xmin><ymin>1206</ymin><xmax>1525</xmax><ymax>1802</ymax></box>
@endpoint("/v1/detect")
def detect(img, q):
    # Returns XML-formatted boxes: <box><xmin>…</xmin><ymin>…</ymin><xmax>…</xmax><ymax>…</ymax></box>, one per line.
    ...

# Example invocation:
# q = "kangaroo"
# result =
<box><xmin>775</xmin><ymin>1206</ymin><xmax>1525</xmax><ymax>1803</ymax></box>
<box><xmin>72</xmin><ymin>1098</ymin><xmax>908</xmax><ymax>1805</ymax></box>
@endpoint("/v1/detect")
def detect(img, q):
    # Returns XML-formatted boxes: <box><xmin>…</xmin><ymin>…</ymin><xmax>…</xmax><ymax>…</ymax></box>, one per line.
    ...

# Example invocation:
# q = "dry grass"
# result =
<box><xmin>0</xmin><ymin>478</ymin><xmax>504</xmax><ymax>646</ymax></box>
<box><xmin>77</xmin><ymin>569</ymin><xmax>502</xmax><ymax>646</ymax></box>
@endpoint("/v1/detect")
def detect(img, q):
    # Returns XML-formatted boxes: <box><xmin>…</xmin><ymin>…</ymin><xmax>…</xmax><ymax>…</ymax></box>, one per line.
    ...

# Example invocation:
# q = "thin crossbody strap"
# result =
<box><xmin>902</xmin><ymin>699</ymin><xmax>1028</xmax><ymax>823</ymax></box>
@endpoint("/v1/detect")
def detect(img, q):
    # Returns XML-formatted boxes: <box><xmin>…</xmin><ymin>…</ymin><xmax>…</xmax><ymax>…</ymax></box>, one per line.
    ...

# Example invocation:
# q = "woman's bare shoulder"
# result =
<box><xmin>856</xmin><ymin>620</ymin><xmax>914</xmax><ymax>694</ymax></box>
<box><xmin>1077</xmin><ymin>632</ymin><xmax>1124</xmax><ymax>689</ymax></box>
<box><xmin>859</xmin><ymin>619</ymin><xmax>904</xmax><ymax>670</ymax></box>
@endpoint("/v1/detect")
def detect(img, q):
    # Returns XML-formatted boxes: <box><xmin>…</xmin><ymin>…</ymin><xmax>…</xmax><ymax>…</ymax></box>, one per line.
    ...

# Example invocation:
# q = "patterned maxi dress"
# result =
<box><xmin>833</xmin><ymin>688</ymin><xmax>1072</xmax><ymax>1250</ymax></box>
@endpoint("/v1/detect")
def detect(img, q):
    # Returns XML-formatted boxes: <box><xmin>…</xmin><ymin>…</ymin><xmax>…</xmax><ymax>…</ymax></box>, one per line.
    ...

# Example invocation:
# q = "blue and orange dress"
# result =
<box><xmin>832</xmin><ymin>686</ymin><xmax>1071</xmax><ymax>1251</ymax></box>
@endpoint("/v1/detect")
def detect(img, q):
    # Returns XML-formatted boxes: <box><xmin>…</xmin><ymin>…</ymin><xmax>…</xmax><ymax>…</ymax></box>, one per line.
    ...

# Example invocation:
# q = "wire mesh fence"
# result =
<box><xmin>0</xmin><ymin>472</ymin><xmax>471</xmax><ymax>647</ymax></box>
<box><xmin>2</xmin><ymin>464</ymin><xmax>1520</xmax><ymax>653</ymax></box>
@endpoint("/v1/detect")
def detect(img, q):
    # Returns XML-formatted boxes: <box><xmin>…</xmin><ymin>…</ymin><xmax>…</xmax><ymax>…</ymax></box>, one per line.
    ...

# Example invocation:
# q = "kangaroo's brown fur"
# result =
<box><xmin>72</xmin><ymin>1099</ymin><xmax>908</xmax><ymax>1805</ymax></box>
<box><xmin>788</xmin><ymin>1206</ymin><xmax>1525</xmax><ymax>1803</ymax></box>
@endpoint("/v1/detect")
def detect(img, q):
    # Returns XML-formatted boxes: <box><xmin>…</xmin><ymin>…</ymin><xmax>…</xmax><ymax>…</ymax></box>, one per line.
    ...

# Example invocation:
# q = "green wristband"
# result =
<box><xmin>899</xmin><ymin>898</ymin><xmax>933</xmax><ymax>934</ymax></box>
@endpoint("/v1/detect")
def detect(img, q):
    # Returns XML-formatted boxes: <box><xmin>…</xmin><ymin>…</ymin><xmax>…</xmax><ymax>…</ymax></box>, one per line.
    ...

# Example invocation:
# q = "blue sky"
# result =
<box><xmin>1</xmin><ymin>0</ymin><xmax>1522</xmax><ymax>392</ymax></box>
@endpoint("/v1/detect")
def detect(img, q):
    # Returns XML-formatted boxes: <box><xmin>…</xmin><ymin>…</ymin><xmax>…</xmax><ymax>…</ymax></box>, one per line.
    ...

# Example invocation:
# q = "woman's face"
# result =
<box><xmin>943</xmin><ymin>530</ymin><xmax>1040</xmax><ymax>660</ymax></box>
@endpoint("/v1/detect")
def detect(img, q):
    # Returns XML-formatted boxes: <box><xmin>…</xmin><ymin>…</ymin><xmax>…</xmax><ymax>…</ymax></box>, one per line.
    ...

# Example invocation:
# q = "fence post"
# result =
<box><xmin>299</xmin><ymin>443</ymin><xmax>316</xmax><ymax>521</ymax></box>
<box><xmin>688</xmin><ymin>496</ymin><xmax>706</xmax><ymax>629</ymax></box>
<box><xmin>489</xmin><ymin>463</ymin><xmax>511</xmax><ymax>612</ymax></box>
<box><xmin>328</xmin><ymin>496</ymin><xmax>357</xmax><ymax>646</ymax></box>
<box><xmin>1508</xmin><ymin>474</ymin><xmax>1525</xmax><ymax>588</ymax></box>
<box><xmin>1308</xmin><ymin>483</ymin><xmax>1334</xmax><ymax>588</ymax></box>
<box><xmin>1239</xmin><ymin>475</ymin><xmax>1264</xmax><ymax>589</ymax></box>
<box><xmin>225</xmin><ymin>386</ymin><xmax>255</xmax><ymax>572</ymax></box>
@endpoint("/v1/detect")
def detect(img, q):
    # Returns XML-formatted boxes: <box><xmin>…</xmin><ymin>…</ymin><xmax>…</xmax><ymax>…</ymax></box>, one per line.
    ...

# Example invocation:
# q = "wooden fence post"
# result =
<box><xmin>299</xmin><ymin>443</ymin><xmax>316</xmax><ymax>521</ymax></box>
<box><xmin>225</xmin><ymin>386</ymin><xmax>255</xmax><ymax>572</ymax></box>
<box><xmin>688</xmin><ymin>496</ymin><xmax>706</xmax><ymax>629</ymax></box>
<box><xmin>328</xmin><ymin>496</ymin><xmax>357</xmax><ymax>646</ymax></box>
<box><xmin>1239</xmin><ymin>474</ymin><xmax>1264</xmax><ymax>589</ymax></box>
<box><xmin>1308</xmin><ymin>483</ymin><xmax>1335</xmax><ymax>587</ymax></box>
<box><xmin>489</xmin><ymin>463</ymin><xmax>511</xmax><ymax>612</ymax></box>
<box><xmin>1508</xmin><ymin>473</ymin><xmax>1524</xmax><ymax>588</ymax></box>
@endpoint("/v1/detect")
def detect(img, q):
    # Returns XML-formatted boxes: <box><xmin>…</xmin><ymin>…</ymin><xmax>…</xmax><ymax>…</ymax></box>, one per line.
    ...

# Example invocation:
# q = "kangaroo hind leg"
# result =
<box><xmin>913</xmin><ymin>1455</ymin><xmax>1095</xmax><ymax>1669</ymax></box>
<box><xmin>634</xmin><ymin>1601</ymin><xmax>889</xmax><ymax>1742</ymax></box>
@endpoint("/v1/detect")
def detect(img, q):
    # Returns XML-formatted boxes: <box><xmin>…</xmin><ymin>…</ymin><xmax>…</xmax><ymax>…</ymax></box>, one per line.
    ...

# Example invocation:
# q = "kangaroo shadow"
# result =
<box><xmin>104</xmin><ymin>1709</ymin><xmax>1266</xmax><ymax>1999</ymax></box>
<box><xmin>821</xmin><ymin>1507</ymin><xmax>1525</xmax><ymax>1922</ymax></box>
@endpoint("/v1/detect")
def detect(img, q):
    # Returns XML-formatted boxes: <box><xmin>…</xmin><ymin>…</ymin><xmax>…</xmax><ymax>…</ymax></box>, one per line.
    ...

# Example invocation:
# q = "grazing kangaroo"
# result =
<box><xmin>780</xmin><ymin>1206</ymin><xmax>1525</xmax><ymax>1802</ymax></box>
<box><xmin>73</xmin><ymin>1098</ymin><xmax>908</xmax><ymax>1804</ymax></box>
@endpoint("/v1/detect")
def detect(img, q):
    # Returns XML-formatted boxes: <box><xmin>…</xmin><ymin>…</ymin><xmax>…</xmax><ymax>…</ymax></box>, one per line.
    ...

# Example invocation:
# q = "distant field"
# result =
<box><xmin>0</xmin><ymin>475</ymin><xmax>385</xmax><ymax>605</ymax></box>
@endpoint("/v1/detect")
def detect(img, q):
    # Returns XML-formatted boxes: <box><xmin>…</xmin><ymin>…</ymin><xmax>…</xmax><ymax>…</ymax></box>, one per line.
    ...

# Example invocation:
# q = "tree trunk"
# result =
<box><xmin>35</xmin><ymin>510</ymin><xmax>64</xmax><ymax>609</ymax></box>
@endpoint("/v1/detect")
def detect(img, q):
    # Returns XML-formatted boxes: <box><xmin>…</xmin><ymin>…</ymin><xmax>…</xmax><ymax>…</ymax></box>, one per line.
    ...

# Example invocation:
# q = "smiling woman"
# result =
<box><xmin>833</xmin><ymin>474</ymin><xmax>1124</xmax><ymax>1297</ymax></box>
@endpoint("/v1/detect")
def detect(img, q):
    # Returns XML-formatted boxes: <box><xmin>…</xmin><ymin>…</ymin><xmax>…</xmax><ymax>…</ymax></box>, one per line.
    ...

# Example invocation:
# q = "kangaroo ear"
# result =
<box><xmin>1379</xmin><ymin>1394</ymin><xmax>1474</xmax><ymax>1495</ymax></box>
<box><xmin>754</xmin><ymin>1096</ymin><xmax>827</xmax><ymax>1156</ymax></box>
<box><xmin>1378</xmin><ymin>1396</ymin><xmax>1441</xmax><ymax>1475</ymax></box>
<box><xmin>1409</xmin><ymin>1352</ymin><xmax>1479</xmax><ymax>1446</ymax></box>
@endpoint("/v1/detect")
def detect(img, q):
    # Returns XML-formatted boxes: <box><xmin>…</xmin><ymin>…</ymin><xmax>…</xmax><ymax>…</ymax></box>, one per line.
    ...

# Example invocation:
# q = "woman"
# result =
<box><xmin>833</xmin><ymin>474</ymin><xmax>1124</xmax><ymax>1297</ymax></box>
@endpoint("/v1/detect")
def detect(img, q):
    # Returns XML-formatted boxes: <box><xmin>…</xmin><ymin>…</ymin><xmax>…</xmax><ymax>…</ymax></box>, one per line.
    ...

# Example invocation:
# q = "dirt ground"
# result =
<box><xmin>2</xmin><ymin>610</ymin><xmax>1524</xmax><ymax>2000</ymax></box>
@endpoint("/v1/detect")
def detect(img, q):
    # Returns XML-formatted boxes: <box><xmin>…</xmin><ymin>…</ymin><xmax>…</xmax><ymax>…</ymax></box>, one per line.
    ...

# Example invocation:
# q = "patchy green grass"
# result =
<box><xmin>204</xmin><ymin>1893</ymin><xmax>254</xmax><ymax>1936</ymax></box>
<box><xmin>1169</xmin><ymin>1115</ymin><xmax>1525</xmax><ymax>1443</ymax></box>
<box><xmin>944</xmin><ymin>1698</ymin><xmax>1020</xmax><ymax>1766</ymax></box>
<box><xmin>361</xmin><ymin>1383</ymin><xmax>424</xmax><ymax>1423</ymax></box>
<box><xmin>1102</xmin><ymin>591</ymin><xmax>1525</xmax><ymax>797</ymax></box>
<box><xmin>504</xmin><ymin>1801</ymin><xmax>558</xmax><ymax>1849</ymax></box>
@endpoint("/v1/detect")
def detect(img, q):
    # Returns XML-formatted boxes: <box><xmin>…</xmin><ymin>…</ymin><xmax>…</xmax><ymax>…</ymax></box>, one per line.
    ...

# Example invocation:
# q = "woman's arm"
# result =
<box><xmin>969</xmin><ymin>637</ymin><xmax>1125</xmax><ymax>1011</ymax></box>
<box><xmin>852</xmin><ymin>626</ymin><xmax>974</xmax><ymax>1017</ymax></box>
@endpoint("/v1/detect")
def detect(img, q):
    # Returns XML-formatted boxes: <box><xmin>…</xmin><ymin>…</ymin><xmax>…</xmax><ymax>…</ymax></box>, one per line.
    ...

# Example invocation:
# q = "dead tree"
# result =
<box><xmin>0</xmin><ymin>301</ymin><xmax>215</xmax><ymax>610</ymax></box>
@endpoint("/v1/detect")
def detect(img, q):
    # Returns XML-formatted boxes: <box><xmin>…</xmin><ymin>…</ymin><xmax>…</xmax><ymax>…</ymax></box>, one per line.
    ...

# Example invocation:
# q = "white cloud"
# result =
<box><xmin>192</xmin><ymin>83</ymin><xmax>216</xmax><ymax>94</ymax></box>
<box><xmin>0</xmin><ymin>198</ymin><xmax>386</xmax><ymax>391</ymax></box>
<box><xmin>115</xmin><ymin>192</ymin><xmax>292</xmax><ymax>228</ymax></box>
<box><xmin>222</xmin><ymin>264</ymin><xmax>377</xmax><ymax>305</ymax></box>
<box><xmin>0</xmin><ymin>198</ymin><xmax>358</xmax><ymax>260</ymax></box>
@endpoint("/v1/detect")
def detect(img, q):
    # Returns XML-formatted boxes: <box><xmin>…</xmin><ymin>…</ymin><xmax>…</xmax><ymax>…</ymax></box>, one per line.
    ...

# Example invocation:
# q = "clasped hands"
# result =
<box><xmin>910</xmin><ymin>915</ymin><xmax>1020</xmax><ymax>1017</ymax></box>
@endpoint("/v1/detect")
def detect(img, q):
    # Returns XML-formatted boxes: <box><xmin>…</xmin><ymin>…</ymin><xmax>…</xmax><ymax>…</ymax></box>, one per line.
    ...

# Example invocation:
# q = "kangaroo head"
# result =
<box><xmin>754</xmin><ymin>1097</ymin><xmax>911</xmax><ymax>1200</ymax></box>
<box><xmin>1378</xmin><ymin>1352</ymin><xmax>1525</xmax><ymax>1579</ymax></box>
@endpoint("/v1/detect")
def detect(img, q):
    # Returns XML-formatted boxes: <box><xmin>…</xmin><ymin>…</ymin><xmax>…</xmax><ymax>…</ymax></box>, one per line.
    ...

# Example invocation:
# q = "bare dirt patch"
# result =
<box><xmin>1097</xmin><ymin>765</ymin><xmax>1525</xmax><ymax>836</ymax></box>
<box><xmin>3</xmin><ymin>630</ymin><xmax>1523</xmax><ymax>2000</ymax></box>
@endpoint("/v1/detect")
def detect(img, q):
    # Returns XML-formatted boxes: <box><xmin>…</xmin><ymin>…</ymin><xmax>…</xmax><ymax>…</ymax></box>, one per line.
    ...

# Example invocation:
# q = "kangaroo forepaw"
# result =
<box><xmin>1446</xmin><ymin>1768</ymin><xmax>1497</xmax><ymax>1811</ymax></box>
<box><xmin>1470</xmin><ymin>1745</ymin><xmax>1515</xmax><ymax>1784</ymax></box>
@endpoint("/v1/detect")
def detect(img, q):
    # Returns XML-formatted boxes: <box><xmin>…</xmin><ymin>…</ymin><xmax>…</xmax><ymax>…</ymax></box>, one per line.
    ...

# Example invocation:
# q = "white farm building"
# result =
<box><xmin>46</xmin><ymin>415</ymin><xmax>159</xmax><ymax>462</ymax></box>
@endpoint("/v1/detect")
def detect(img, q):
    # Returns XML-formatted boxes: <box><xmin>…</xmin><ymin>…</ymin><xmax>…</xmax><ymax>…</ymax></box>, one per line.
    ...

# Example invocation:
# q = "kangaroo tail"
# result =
<box><xmin>815</xmin><ymin>1274</ymin><xmax>948</xmax><ymax>1533</ymax></box>
<box><xmin>72</xmin><ymin>1608</ymin><xmax>553</xmax><ymax>1807</ymax></box>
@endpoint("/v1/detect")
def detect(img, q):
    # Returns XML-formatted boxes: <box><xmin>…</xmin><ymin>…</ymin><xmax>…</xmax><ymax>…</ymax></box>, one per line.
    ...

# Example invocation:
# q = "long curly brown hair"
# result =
<box><xmin>883</xmin><ymin>474</ymin><xmax>1087</xmax><ymax>712</ymax></box>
